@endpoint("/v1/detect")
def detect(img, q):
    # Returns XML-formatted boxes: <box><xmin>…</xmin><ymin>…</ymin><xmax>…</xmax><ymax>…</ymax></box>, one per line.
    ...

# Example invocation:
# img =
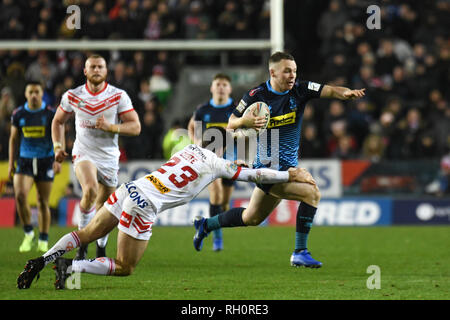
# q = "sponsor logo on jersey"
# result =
<box><xmin>145</xmin><ymin>174</ymin><xmax>171</xmax><ymax>194</ymax></box>
<box><xmin>267</xmin><ymin>111</ymin><xmax>296</xmax><ymax>128</ymax></box>
<box><xmin>249</xmin><ymin>87</ymin><xmax>262</xmax><ymax>97</ymax></box>
<box><xmin>308</xmin><ymin>81</ymin><xmax>321</xmax><ymax>92</ymax></box>
<box><xmin>22</xmin><ymin>126</ymin><xmax>45</xmax><ymax>138</ymax></box>
<box><xmin>236</xmin><ymin>100</ymin><xmax>247</xmax><ymax>113</ymax></box>
<box><xmin>206</xmin><ymin>122</ymin><xmax>228</xmax><ymax>128</ymax></box>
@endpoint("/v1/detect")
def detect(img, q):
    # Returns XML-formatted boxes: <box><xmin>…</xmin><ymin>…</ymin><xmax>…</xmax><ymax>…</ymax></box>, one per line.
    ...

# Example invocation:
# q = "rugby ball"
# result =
<box><xmin>235</xmin><ymin>102</ymin><xmax>270</xmax><ymax>138</ymax></box>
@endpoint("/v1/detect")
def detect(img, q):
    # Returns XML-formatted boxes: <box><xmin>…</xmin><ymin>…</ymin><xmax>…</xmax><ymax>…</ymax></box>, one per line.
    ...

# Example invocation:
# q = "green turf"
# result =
<box><xmin>0</xmin><ymin>225</ymin><xmax>448</xmax><ymax>300</ymax></box>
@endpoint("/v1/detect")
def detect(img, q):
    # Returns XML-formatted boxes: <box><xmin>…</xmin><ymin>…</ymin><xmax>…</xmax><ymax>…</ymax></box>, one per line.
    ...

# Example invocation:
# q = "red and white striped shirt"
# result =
<box><xmin>59</xmin><ymin>82</ymin><xmax>134</xmax><ymax>161</ymax></box>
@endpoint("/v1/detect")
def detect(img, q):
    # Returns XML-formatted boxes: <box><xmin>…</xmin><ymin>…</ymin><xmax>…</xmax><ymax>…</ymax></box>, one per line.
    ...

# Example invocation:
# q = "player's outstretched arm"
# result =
<box><xmin>320</xmin><ymin>85</ymin><xmax>366</xmax><ymax>100</ymax></box>
<box><xmin>234</xmin><ymin>167</ymin><xmax>316</xmax><ymax>185</ymax></box>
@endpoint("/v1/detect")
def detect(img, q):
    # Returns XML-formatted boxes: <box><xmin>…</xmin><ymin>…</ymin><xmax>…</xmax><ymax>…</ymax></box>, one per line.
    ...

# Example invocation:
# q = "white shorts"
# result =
<box><xmin>103</xmin><ymin>183</ymin><xmax>156</xmax><ymax>241</ymax></box>
<box><xmin>72</xmin><ymin>152</ymin><xmax>119</xmax><ymax>188</ymax></box>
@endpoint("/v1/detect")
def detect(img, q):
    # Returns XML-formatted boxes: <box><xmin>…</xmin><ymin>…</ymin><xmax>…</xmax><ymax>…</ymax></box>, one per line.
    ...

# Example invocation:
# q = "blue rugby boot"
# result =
<box><xmin>212</xmin><ymin>237</ymin><xmax>223</xmax><ymax>252</ymax></box>
<box><xmin>193</xmin><ymin>216</ymin><xmax>209</xmax><ymax>251</ymax></box>
<box><xmin>290</xmin><ymin>250</ymin><xmax>322</xmax><ymax>268</ymax></box>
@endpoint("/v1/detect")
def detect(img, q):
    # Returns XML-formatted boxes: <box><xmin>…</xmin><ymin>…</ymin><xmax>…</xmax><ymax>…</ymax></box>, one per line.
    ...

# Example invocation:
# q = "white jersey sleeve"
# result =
<box><xmin>117</xmin><ymin>91</ymin><xmax>134</xmax><ymax>115</ymax></box>
<box><xmin>59</xmin><ymin>91</ymin><xmax>73</xmax><ymax>113</ymax></box>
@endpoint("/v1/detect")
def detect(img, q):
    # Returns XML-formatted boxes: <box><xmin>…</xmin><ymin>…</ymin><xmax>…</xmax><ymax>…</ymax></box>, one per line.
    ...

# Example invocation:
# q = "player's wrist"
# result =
<box><xmin>110</xmin><ymin>124</ymin><xmax>120</xmax><ymax>134</ymax></box>
<box><xmin>53</xmin><ymin>141</ymin><xmax>62</xmax><ymax>152</ymax></box>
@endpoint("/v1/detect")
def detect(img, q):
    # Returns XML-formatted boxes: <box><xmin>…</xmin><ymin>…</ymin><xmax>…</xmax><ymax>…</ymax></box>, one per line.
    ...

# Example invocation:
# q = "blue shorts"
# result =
<box><xmin>16</xmin><ymin>156</ymin><xmax>55</xmax><ymax>182</ymax></box>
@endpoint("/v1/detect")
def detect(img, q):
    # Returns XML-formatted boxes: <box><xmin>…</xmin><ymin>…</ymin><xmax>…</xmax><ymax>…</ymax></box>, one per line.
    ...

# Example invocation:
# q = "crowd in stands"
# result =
<box><xmin>299</xmin><ymin>0</ymin><xmax>449</xmax><ymax>162</ymax></box>
<box><xmin>0</xmin><ymin>0</ymin><xmax>448</xmax><ymax>165</ymax></box>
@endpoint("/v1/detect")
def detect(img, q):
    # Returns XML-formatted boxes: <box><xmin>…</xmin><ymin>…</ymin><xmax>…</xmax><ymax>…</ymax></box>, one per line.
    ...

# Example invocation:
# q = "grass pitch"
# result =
<box><xmin>0</xmin><ymin>225</ymin><xmax>448</xmax><ymax>300</ymax></box>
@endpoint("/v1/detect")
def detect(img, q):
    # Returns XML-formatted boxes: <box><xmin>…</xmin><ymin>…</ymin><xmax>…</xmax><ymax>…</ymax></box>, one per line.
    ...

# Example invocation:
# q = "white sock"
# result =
<box><xmin>43</xmin><ymin>231</ymin><xmax>81</xmax><ymax>266</ymax></box>
<box><xmin>72</xmin><ymin>258</ymin><xmax>116</xmax><ymax>276</ymax></box>
<box><xmin>79</xmin><ymin>206</ymin><xmax>96</xmax><ymax>230</ymax></box>
<box><xmin>97</xmin><ymin>233</ymin><xmax>109</xmax><ymax>248</ymax></box>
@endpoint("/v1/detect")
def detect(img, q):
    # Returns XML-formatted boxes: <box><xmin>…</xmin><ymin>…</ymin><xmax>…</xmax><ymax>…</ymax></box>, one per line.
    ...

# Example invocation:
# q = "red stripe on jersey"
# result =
<box><xmin>118</xmin><ymin>108</ymin><xmax>134</xmax><ymax>116</ymax></box>
<box><xmin>68</xmin><ymin>92</ymin><xmax>121</xmax><ymax>108</ymax></box>
<box><xmin>231</xmin><ymin>166</ymin><xmax>242</xmax><ymax>180</ymax></box>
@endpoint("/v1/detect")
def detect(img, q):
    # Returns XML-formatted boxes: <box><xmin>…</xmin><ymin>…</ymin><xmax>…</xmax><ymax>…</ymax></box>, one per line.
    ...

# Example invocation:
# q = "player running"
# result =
<box><xmin>8</xmin><ymin>81</ymin><xmax>59</xmax><ymax>253</ymax></box>
<box><xmin>187</xmin><ymin>73</ymin><xmax>236</xmax><ymax>251</ymax></box>
<box><xmin>17</xmin><ymin>128</ymin><xmax>315</xmax><ymax>289</ymax></box>
<box><xmin>193</xmin><ymin>51</ymin><xmax>365</xmax><ymax>268</ymax></box>
<box><xmin>51</xmin><ymin>54</ymin><xmax>141</xmax><ymax>260</ymax></box>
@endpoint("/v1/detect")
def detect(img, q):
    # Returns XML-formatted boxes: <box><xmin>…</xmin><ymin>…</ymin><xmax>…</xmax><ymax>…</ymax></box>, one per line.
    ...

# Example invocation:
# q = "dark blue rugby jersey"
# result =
<box><xmin>11</xmin><ymin>102</ymin><xmax>56</xmax><ymax>158</ymax></box>
<box><xmin>193</xmin><ymin>97</ymin><xmax>236</xmax><ymax>131</ymax></box>
<box><xmin>193</xmin><ymin>97</ymin><xmax>236</xmax><ymax>160</ymax></box>
<box><xmin>233</xmin><ymin>80</ymin><xmax>323</xmax><ymax>169</ymax></box>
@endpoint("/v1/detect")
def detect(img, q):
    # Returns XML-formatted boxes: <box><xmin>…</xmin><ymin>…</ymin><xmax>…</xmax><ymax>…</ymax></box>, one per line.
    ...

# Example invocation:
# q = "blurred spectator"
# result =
<box><xmin>426</xmin><ymin>154</ymin><xmax>450</xmax><ymax>196</ymax></box>
<box><xmin>332</xmin><ymin>134</ymin><xmax>358</xmax><ymax>159</ymax></box>
<box><xmin>0</xmin><ymin>87</ymin><xmax>15</xmax><ymax>124</ymax></box>
<box><xmin>149</xmin><ymin>65</ymin><xmax>171</xmax><ymax>107</ymax></box>
<box><xmin>361</xmin><ymin>133</ymin><xmax>385</xmax><ymax>162</ymax></box>
<box><xmin>218</xmin><ymin>1</ymin><xmax>239</xmax><ymax>38</ymax></box>
<box><xmin>162</xmin><ymin>119</ymin><xmax>191</xmax><ymax>160</ymax></box>
<box><xmin>317</xmin><ymin>0</ymin><xmax>347</xmax><ymax>41</ymax></box>
<box><xmin>300</xmin><ymin>123</ymin><xmax>325</xmax><ymax>159</ymax></box>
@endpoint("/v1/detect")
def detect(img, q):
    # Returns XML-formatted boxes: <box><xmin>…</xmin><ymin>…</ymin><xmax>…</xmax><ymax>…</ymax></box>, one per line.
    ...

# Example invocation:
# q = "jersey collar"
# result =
<box><xmin>24</xmin><ymin>101</ymin><xmax>46</xmax><ymax>112</ymax></box>
<box><xmin>209</xmin><ymin>97</ymin><xmax>233</xmax><ymax>108</ymax></box>
<box><xmin>266</xmin><ymin>80</ymin><xmax>289</xmax><ymax>95</ymax></box>
<box><xmin>85</xmin><ymin>82</ymin><xmax>108</xmax><ymax>96</ymax></box>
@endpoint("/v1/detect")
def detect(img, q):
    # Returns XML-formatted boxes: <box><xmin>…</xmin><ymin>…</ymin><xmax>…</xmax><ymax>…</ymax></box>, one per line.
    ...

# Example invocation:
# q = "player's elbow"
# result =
<box><xmin>133</xmin><ymin>121</ymin><xmax>141</xmax><ymax>136</ymax></box>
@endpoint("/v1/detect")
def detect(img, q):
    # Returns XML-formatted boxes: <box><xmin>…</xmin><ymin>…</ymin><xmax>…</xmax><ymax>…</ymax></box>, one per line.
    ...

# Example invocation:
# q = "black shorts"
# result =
<box><xmin>16</xmin><ymin>156</ymin><xmax>55</xmax><ymax>182</ymax></box>
<box><xmin>221</xmin><ymin>178</ymin><xmax>235</xmax><ymax>187</ymax></box>
<box><xmin>255</xmin><ymin>165</ymin><xmax>292</xmax><ymax>195</ymax></box>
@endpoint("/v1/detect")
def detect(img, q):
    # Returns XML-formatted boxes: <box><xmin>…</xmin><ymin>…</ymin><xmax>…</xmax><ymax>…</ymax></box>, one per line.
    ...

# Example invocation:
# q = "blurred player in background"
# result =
<box><xmin>17</xmin><ymin>127</ymin><xmax>315</xmax><ymax>289</ymax></box>
<box><xmin>188</xmin><ymin>73</ymin><xmax>236</xmax><ymax>251</ymax></box>
<box><xmin>8</xmin><ymin>81</ymin><xmax>59</xmax><ymax>253</ymax></box>
<box><xmin>51</xmin><ymin>54</ymin><xmax>141</xmax><ymax>260</ymax></box>
<box><xmin>194</xmin><ymin>51</ymin><xmax>365</xmax><ymax>268</ymax></box>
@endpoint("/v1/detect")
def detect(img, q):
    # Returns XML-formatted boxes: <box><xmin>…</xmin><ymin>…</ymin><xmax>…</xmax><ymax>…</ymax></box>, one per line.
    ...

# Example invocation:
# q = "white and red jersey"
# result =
<box><xmin>133</xmin><ymin>144</ymin><xmax>289</xmax><ymax>214</ymax></box>
<box><xmin>59</xmin><ymin>82</ymin><xmax>134</xmax><ymax>162</ymax></box>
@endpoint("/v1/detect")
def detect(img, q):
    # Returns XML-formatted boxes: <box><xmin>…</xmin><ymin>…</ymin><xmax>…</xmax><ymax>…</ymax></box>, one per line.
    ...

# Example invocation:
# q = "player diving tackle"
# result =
<box><xmin>17</xmin><ymin>127</ymin><xmax>316</xmax><ymax>289</ymax></box>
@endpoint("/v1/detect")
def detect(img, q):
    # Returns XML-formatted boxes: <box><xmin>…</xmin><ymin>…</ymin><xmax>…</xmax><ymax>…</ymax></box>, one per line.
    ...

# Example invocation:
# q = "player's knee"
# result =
<box><xmin>15</xmin><ymin>191</ymin><xmax>28</xmax><ymax>206</ymax></box>
<box><xmin>309</xmin><ymin>186</ymin><xmax>321</xmax><ymax>207</ymax></box>
<box><xmin>82</xmin><ymin>184</ymin><xmax>98</xmax><ymax>204</ymax></box>
<box><xmin>36</xmin><ymin>196</ymin><xmax>48</xmax><ymax>210</ymax></box>
<box><xmin>115</xmin><ymin>260</ymin><xmax>135</xmax><ymax>276</ymax></box>
<box><xmin>242</xmin><ymin>211</ymin><xmax>264</xmax><ymax>226</ymax></box>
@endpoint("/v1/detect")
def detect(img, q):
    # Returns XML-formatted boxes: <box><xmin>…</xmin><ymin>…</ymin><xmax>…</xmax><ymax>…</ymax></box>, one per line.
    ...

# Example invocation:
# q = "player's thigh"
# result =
<box><xmin>208</xmin><ymin>179</ymin><xmax>223</xmax><ymax>204</ymax></box>
<box><xmin>78</xmin><ymin>206</ymin><xmax>119</xmax><ymax>244</ymax></box>
<box><xmin>96</xmin><ymin>183</ymin><xmax>116</xmax><ymax>209</ymax></box>
<box><xmin>35</xmin><ymin>180</ymin><xmax>52</xmax><ymax>204</ymax></box>
<box><xmin>74</xmin><ymin>160</ymin><xmax>98</xmax><ymax>191</ymax></box>
<box><xmin>116</xmin><ymin>230</ymin><xmax>149</xmax><ymax>271</ymax></box>
<box><xmin>242</xmin><ymin>187</ymin><xmax>281</xmax><ymax>225</ymax></box>
<box><xmin>13</xmin><ymin>174</ymin><xmax>35</xmax><ymax>201</ymax></box>
<box><xmin>269</xmin><ymin>181</ymin><xmax>320</xmax><ymax>207</ymax></box>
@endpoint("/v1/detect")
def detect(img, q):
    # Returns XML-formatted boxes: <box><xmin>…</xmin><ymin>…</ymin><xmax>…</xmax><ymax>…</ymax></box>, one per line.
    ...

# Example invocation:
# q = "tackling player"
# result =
<box><xmin>17</xmin><ymin>128</ymin><xmax>315</xmax><ymax>289</ymax></box>
<box><xmin>187</xmin><ymin>73</ymin><xmax>236</xmax><ymax>251</ymax></box>
<box><xmin>51</xmin><ymin>54</ymin><xmax>141</xmax><ymax>260</ymax></box>
<box><xmin>193</xmin><ymin>51</ymin><xmax>365</xmax><ymax>268</ymax></box>
<box><xmin>8</xmin><ymin>81</ymin><xmax>59</xmax><ymax>253</ymax></box>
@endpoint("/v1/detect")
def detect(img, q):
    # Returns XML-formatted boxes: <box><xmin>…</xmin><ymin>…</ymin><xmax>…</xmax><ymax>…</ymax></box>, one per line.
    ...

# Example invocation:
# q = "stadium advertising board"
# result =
<box><xmin>392</xmin><ymin>200</ymin><xmax>450</xmax><ymax>225</ymax></box>
<box><xmin>71</xmin><ymin>159</ymin><xmax>342</xmax><ymax>199</ymax></box>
